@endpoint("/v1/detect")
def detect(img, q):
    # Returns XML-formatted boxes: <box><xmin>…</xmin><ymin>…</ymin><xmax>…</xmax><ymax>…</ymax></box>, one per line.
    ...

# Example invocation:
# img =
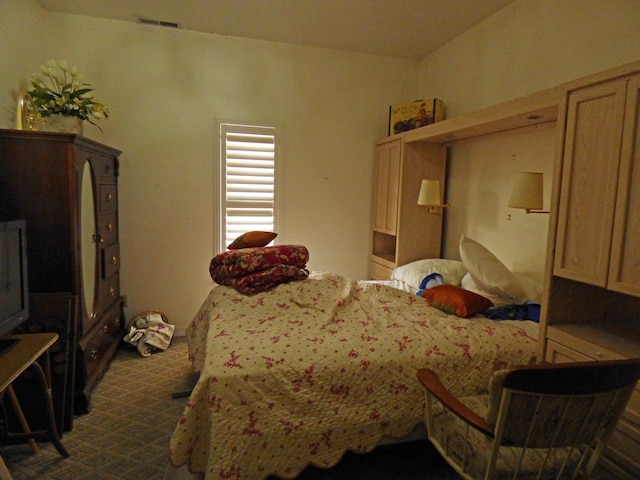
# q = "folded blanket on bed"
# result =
<box><xmin>210</xmin><ymin>244</ymin><xmax>309</xmax><ymax>295</ymax></box>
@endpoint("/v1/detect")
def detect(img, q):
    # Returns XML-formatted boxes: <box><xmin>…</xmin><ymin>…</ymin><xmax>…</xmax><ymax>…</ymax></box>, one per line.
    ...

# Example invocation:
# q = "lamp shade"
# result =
<box><xmin>508</xmin><ymin>172</ymin><xmax>543</xmax><ymax>210</ymax></box>
<box><xmin>417</xmin><ymin>179</ymin><xmax>441</xmax><ymax>206</ymax></box>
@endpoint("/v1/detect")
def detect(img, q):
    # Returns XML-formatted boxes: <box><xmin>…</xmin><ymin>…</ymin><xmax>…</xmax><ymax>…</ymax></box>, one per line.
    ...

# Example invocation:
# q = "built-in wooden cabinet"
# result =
<box><xmin>370</xmin><ymin>136</ymin><xmax>446</xmax><ymax>280</ymax></box>
<box><xmin>540</xmin><ymin>66</ymin><xmax>640</xmax><ymax>479</ymax></box>
<box><xmin>366</xmin><ymin>59</ymin><xmax>640</xmax><ymax>478</ymax></box>
<box><xmin>372</xmin><ymin>138</ymin><xmax>402</xmax><ymax>235</ymax></box>
<box><xmin>610</xmin><ymin>76</ymin><xmax>640</xmax><ymax>297</ymax></box>
<box><xmin>369</xmin><ymin>79</ymin><xmax>561</xmax><ymax>281</ymax></box>
<box><xmin>545</xmin><ymin>336</ymin><xmax>640</xmax><ymax>480</ymax></box>
<box><xmin>553</xmin><ymin>74</ymin><xmax>640</xmax><ymax>297</ymax></box>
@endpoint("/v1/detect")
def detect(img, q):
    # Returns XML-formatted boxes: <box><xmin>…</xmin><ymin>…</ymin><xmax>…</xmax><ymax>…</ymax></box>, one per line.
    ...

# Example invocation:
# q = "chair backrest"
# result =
<box><xmin>487</xmin><ymin>358</ymin><xmax>640</xmax><ymax>478</ymax></box>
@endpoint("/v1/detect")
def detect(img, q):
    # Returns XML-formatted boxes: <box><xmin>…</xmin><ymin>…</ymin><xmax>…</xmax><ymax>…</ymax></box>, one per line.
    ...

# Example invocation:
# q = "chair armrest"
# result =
<box><xmin>417</xmin><ymin>368</ymin><xmax>494</xmax><ymax>437</ymax></box>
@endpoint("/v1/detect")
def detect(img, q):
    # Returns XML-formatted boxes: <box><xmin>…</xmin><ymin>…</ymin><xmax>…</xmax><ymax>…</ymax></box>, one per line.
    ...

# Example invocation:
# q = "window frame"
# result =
<box><xmin>215</xmin><ymin>120</ymin><xmax>283</xmax><ymax>253</ymax></box>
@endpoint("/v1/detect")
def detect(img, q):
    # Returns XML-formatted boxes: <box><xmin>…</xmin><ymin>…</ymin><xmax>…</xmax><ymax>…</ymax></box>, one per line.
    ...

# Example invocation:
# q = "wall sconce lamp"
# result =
<box><xmin>417</xmin><ymin>179</ymin><xmax>449</xmax><ymax>214</ymax></box>
<box><xmin>508</xmin><ymin>171</ymin><xmax>549</xmax><ymax>214</ymax></box>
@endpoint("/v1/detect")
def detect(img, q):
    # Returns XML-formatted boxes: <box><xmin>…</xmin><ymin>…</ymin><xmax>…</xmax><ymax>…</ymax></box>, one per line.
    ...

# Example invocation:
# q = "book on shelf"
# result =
<box><xmin>389</xmin><ymin>99</ymin><xmax>444</xmax><ymax>136</ymax></box>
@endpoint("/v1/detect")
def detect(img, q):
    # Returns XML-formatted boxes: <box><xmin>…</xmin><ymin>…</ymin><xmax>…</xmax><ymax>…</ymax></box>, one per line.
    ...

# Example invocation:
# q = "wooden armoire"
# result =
<box><xmin>0</xmin><ymin>129</ymin><xmax>124</xmax><ymax>432</ymax></box>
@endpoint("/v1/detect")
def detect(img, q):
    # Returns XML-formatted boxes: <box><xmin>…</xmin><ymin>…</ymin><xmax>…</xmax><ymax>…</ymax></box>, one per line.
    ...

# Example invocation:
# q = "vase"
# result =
<box><xmin>44</xmin><ymin>114</ymin><xmax>84</xmax><ymax>135</ymax></box>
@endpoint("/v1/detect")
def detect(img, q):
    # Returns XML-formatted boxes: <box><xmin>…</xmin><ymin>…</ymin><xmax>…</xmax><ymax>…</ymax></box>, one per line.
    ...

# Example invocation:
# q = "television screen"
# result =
<box><xmin>0</xmin><ymin>219</ymin><xmax>29</xmax><ymax>342</ymax></box>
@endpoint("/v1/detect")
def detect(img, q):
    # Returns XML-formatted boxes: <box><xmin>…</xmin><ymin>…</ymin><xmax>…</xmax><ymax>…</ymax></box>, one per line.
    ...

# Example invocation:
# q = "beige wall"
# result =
<box><xmin>0</xmin><ymin>0</ymin><xmax>418</xmax><ymax>331</ymax></box>
<box><xmin>419</xmin><ymin>0</ymin><xmax>640</xmax><ymax>272</ymax></box>
<box><xmin>420</xmin><ymin>0</ymin><xmax>640</xmax><ymax>117</ymax></box>
<box><xmin>3</xmin><ymin>0</ymin><xmax>640</xmax><ymax>332</ymax></box>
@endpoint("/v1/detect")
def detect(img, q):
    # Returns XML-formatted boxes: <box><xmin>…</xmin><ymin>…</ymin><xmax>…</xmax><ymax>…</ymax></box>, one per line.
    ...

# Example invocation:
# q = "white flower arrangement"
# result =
<box><xmin>27</xmin><ymin>60</ymin><xmax>109</xmax><ymax>127</ymax></box>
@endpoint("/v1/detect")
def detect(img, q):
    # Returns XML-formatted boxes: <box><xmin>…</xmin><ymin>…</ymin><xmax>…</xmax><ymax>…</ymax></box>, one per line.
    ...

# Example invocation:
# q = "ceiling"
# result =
<box><xmin>36</xmin><ymin>0</ymin><xmax>515</xmax><ymax>60</ymax></box>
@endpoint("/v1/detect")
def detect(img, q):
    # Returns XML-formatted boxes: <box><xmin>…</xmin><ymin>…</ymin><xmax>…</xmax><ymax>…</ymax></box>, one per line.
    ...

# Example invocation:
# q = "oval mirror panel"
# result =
<box><xmin>81</xmin><ymin>161</ymin><xmax>97</xmax><ymax>319</ymax></box>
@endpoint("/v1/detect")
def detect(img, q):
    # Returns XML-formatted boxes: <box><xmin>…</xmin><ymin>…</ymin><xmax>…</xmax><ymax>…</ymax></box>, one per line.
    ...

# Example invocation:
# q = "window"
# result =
<box><xmin>217</xmin><ymin>122</ymin><xmax>281</xmax><ymax>252</ymax></box>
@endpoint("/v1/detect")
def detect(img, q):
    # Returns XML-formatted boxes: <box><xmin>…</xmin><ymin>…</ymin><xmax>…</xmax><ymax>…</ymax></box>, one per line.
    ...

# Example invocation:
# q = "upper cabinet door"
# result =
<box><xmin>554</xmin><ymin>79</ymin><xmax>627</xmax><ymax>286</ymax></box>
<box><xmin>609</xmin><ymin>75</ymin><xmax>640</xmax><ymax>296</ymax></box>
<box><xmin>373</xmin><ymin>139</ymin><xmax>401</xmax><ymax>235</ymax></box>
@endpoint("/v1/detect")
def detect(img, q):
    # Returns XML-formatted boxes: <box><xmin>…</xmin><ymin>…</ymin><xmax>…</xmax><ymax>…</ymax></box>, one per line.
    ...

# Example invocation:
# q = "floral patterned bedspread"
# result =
<box><xmin>168</xmin><ymin>272</ymin><xmax>536</xmax><ymax>480</ymax></box>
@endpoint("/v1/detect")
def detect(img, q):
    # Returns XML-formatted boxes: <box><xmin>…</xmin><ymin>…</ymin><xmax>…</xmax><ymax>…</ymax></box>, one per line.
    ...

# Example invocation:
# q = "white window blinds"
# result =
<box><xmin>220</xmin><ymin>123</ymin><xmax>278</xmax><ymax>249</ymax></box>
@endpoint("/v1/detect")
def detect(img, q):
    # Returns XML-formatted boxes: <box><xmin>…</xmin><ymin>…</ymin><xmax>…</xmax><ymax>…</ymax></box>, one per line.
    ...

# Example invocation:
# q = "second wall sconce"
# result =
<box><xmin>417</xmin><ymin>178</ymin><xmax>449</xmax><ymax>214</ymax></box>
<box><xmin>508</xmin><ymin>171</ymin><xmax>549</xmax><ymax>214</ymax></box>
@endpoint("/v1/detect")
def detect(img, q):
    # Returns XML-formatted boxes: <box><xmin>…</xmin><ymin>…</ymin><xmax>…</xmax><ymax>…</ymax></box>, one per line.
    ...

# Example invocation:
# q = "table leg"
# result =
<box><xmin>30</xmin><ymin>357</ymin><xmax>69</xmax><ymax>458</ymax></box>
<box><xmin>5</xmin><ymin>385</ymin><xmax>38</xmax><ymax>454</ymax></box>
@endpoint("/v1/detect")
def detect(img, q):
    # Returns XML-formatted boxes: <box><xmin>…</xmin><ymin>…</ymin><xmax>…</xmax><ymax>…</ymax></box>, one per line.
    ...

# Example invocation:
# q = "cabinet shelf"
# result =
<box><xmin>371</xmin><ymin>254</ymin><xmax>396</xmax><ymax>269</ymax></box>
<box><xmin>403</xmin><ymin>60</ymin><xmax>640</xmax><ymax>146</ymax></box>
<box><xmin>403</xmin><ymin>87</ymin><xmax>560</xmax><ymax>145</ymax></box>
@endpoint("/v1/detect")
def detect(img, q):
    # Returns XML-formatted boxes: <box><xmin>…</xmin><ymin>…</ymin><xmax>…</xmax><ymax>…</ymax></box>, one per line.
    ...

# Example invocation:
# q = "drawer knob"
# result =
<box><xmin>111</xmin><ymin>255</ymin><xmax>118</xmax><ymax>265</ymax></box>
<box><xmin>108</xmin><ymin>287</ymin><xmax>115</xmax><ymax>297</ymax></box>
<box><xmin>106</xmin><ymin>222</ymin><xmax>113</xmax><ymax>232</ymax></box>
<box><xmin>89</xmin><ymin>349</ymin><xmax>99</xmax><ymax>361</ymax></box>
<box><xmin>103</xmin><ymin>324</ymin><xmax>109</xmax><ymax>333</ymax></box>
<box><xmin>106</xmin><ymin>193</ymin><xmax>113</xmax><ymax>202</ymax></box>
<box><xmin>114</xmin><ymin>318</ymin><xmax>121</xmax><ymax>329</ymax></box>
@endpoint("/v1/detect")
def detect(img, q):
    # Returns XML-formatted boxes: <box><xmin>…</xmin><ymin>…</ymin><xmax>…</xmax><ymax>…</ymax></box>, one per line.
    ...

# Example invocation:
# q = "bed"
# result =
<box><xmin>165</xmin><ymin>237</ymin><xmax>540</xmax><ymax>480</ymax></box>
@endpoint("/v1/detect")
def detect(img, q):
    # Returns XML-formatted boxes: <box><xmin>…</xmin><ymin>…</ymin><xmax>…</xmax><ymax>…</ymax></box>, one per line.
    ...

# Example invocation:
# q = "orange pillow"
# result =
<box><xmin>421</xmin><ymin>284</ymin><xmax>493</xmax><ymax>318</ymax></box>
<box><xmin>228</xmin><ymin>231</ymin><xmax>277</xmax><ymax>249</ymax></box>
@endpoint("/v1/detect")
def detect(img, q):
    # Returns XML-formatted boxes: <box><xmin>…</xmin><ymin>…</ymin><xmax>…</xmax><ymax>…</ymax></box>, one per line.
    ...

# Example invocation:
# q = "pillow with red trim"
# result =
<box><xmin>228</xmin><ymin>231</ymin><xmax>277</xmax><ymax>250</ymax></box>
<box><xmin>421</xmin><ymin>284</ymin><xmax>493</xmax><ymax>318</ymax></box>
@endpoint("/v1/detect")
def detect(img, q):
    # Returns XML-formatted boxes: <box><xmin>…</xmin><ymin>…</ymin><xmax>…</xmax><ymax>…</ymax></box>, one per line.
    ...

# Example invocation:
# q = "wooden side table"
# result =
<box><xmin>0</xmin><ymin>333</ymin><xmax>69</xmax><ymax>458</ymax></box>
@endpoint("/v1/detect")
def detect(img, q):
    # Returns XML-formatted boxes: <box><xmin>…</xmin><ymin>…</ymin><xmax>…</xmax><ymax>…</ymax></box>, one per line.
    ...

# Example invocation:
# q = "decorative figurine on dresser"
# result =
<box><xmin>0</xmin><ymin>129</ymin><xmax>124</xmax><ymax>432</ymax></box>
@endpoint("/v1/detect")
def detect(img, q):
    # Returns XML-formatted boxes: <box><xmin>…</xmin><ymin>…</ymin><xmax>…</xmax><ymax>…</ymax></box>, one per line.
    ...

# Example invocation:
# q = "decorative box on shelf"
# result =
<box><xmin>388</xmin><ymin>98</ymin><xmax>444</xmax><ymax>136</ymax></box>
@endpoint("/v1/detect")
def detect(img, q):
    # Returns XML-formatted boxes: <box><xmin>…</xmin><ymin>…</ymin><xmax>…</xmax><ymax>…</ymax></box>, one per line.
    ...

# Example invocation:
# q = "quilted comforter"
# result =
<box><xmin>168</xmin><ymin>272</ymin><xmax>536</xmax><ymax>480</ymax></box>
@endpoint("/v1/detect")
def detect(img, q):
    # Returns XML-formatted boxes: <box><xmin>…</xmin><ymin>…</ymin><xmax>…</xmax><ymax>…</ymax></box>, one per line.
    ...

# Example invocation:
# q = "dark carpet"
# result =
<box><xmin>279</xmin><ymin>440</ymin><xmax>459</xmax><ymax>479</ymax></box>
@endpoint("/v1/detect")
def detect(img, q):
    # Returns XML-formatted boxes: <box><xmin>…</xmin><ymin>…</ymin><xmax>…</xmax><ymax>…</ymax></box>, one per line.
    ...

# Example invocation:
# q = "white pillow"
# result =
<box><xmin>459</xmin><ymin>235</ymin><xmax>527</xmax><ymax>303</ymax></box>
<box><xmin>461</xmin><ymin>273</ymin><xmax>513</xmax><ymax>306</ymax></box>
<box><xmin>461</xmin><ymin>271</ymin><xmax>542</xmax><ymax>304</ymax></box>
<box><xmin>391</xmin><ymin>259</ymin><xmax>467</xmax><ymax>291</ymax></box>
<box><xmin>514</xmin><ymin>272</ymin><xmax>543</xmax><ymax>302</ymax></box>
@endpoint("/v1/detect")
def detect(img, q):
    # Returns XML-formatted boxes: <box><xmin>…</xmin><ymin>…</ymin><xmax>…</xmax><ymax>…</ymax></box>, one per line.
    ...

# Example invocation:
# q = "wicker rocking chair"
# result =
<box><xmin>416</xmin><ymin>359</ymin><xmax>640</xmax><ymax>480</ymax></box>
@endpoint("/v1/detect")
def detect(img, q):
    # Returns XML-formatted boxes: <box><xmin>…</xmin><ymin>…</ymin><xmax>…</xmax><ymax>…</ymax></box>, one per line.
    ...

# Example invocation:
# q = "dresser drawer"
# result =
<box><xmin>98</xmin><ymin>212</ymin><xmax>118</xmax><ymax>245</ymax></box>
<box><xmin>603</xmin><ymin>399</ymin><xmax>640</xmax><ymax>479</ymax></box>
<box><xmin>102</xmin><ymin>243</ymin><xmax>120</xmax><ymax>279</ymax></box>
<box><xmin>82</xmin><ymin>305</ymin><xmax>123</xmax><ymax>383</ymax></box>
<box><xmin>99</xmin><ymin>271</ymin><xmax>120</xmax><ymax>310</ymax></box>
<box><xmin>86</xmin><ymin>152</ymin><xmax>117</xmax><ymax>179</ymax></box>
<box><xmin>545</xmin><ymin>340</ymin><xmax>593</xmax><ymax>363</ymax></box>
<box><xmin>546</xmin><ymin>337</ymin><xmax>640</xmax><ymax>478</ymax></box>
<box><xmin>98</xmin><ymin>183</ymin><xmax>117</xmax><ymax>214</ymax></box>
<box><xmin>370</xmin><ymin>261</ymin><xmax>393</xmax><ymax>281</ymax></box>
<box><xmin>545</xmin><ymin>328</ymin><xmax>626</xmax><ymax>362</ymax></box>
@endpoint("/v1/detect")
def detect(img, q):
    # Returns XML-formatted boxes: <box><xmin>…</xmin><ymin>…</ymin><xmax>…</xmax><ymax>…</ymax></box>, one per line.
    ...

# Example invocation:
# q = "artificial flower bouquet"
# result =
<box><xmin>27</xmin><ymin>59</ymin><xmax>109</xmax><ymax>127</ymax></box>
